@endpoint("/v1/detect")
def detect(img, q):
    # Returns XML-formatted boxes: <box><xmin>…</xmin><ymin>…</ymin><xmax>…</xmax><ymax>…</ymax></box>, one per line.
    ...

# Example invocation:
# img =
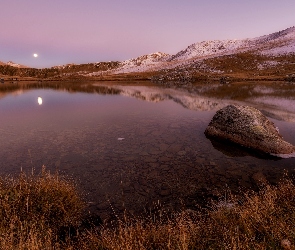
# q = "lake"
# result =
<box><xmin>0</xmin><ymin>81</ymin><xmax>295</xmax><ymax>220</ymax></box>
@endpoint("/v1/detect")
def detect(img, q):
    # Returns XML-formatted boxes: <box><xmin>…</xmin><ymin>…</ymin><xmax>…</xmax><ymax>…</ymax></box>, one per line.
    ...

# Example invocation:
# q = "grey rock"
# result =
<box><xmin>205</xmin><ymin>105</ymin><xmax>295</xmax><ymax>157</ymax></box>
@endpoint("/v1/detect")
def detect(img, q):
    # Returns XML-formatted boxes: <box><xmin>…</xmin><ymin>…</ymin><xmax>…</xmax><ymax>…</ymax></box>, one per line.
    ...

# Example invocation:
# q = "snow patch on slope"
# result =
<box><xmin>261</xmin><ymin>43</ymin><xmax>295</xmax><ymax>55</ymax></box>
<box><xmin>6</xmin><ymin>61</ymin><xmax>28</xmax><ymax>68</ymax></box>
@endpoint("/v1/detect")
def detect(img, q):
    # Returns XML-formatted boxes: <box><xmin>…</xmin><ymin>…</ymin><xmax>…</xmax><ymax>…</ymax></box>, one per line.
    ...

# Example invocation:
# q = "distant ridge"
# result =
<box><xmin>1</xmin><ymin>26</ymin><xmax>294</xmax><ymax>81</ymax></box>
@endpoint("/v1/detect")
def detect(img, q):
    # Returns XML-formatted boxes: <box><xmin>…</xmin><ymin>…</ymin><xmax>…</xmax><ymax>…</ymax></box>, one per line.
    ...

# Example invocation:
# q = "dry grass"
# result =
<box><xmin>1</xmin><ymin>168</ymin><xmax>295</xmax><ymax>249</ymax></box>
<box><xmin>0</xmin><ymin>166</ymin><xmax>84</xmax><ymax>249</ymax></box>
<box><xmin>79</xmin><ymin>177</ymin><xmax>295</xmax><ymax>250</ymax></box>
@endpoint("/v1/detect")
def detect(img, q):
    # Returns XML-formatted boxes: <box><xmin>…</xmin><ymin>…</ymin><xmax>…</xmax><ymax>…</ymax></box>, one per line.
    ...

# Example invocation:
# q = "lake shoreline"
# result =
<box><xmin>1</xmin><ymin>76</ymin><xmax>294</xmax><ymax>83</ymax></box>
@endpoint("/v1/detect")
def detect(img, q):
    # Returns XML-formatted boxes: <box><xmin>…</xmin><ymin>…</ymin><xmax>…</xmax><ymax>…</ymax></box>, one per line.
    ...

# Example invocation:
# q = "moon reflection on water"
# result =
<box><xmin>37</xmin><ymin>97</ymin><xmax>43</xmax><ymax>105</ymax></box>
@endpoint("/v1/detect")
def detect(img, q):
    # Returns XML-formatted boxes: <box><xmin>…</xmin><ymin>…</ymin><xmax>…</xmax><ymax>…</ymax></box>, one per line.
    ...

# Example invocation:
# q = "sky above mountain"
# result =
<box><xmin>1</xmin><ymin>0</ymin><xmax>295</xmax><ymax>68</ymax></box>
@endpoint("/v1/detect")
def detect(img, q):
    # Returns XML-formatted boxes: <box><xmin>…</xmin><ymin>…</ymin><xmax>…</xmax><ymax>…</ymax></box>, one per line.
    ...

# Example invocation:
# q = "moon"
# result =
<box><xmin>33</xmin><ymin>53</ymin><xmax>38</xmax><ymax>58</ymax></box>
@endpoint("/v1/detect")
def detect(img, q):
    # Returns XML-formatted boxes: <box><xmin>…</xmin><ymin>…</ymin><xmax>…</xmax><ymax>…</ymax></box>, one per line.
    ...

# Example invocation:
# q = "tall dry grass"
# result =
<box><xmin>0</xmin><ymin>166</ymin><xmax>84</xmax><ymax>249</ymax></box>
<box><xmin>81</xmin><ymin>179</ymin><xmax>295</xmax><ymax>250</ymax></box>
<box><xmin>0</xmin><ymin>167</ymin><xmax>295</xmax><ymax>249</ymax></box>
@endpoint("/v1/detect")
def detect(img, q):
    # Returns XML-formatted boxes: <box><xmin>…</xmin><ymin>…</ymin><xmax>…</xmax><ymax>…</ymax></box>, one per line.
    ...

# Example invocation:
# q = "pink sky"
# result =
<box><xmin>1</xmin><ymin>0</ymin><xmax>295</xmax><ymax>68</ymax></box>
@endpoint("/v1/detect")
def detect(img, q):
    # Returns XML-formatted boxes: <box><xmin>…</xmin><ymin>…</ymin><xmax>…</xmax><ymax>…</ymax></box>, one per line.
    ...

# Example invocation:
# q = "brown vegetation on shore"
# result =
<box><xmin>0</xmin><ymin>168</ymin><xmax>295</xmax><ymax>249</ymax></box>
<box><xmin>82</xmin><ymin>178</ymin><xmax>295</xmax><ymax>250</ymax></box>
<box><xmin>0</xmin><ymin>167</ymin><xmax>84</xmax><ymax>249</ymax></box>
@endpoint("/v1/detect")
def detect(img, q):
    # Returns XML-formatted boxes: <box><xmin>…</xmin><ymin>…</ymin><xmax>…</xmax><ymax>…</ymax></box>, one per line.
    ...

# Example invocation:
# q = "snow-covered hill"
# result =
<box><xmin>115</xmin><ymin>52</ymin><xmax>170</xmax><ymax>73</ymax></box>
<box><xmin>109</xmin><ymin>25</ymin><xmax>295</xmax><ymax>75</ymax></box>
<box><xmin>169</xmin><ymin>26</ymin><xmax>295</xmax><ymax>62</ymax></box>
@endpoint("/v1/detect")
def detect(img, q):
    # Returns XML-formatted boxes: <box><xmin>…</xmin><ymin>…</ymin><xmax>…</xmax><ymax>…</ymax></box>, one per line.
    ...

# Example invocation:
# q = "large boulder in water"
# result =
<box><xmin>205</xmin><ymin>105</ymin><xmax>295</xmax><ymax>158</ymax></box>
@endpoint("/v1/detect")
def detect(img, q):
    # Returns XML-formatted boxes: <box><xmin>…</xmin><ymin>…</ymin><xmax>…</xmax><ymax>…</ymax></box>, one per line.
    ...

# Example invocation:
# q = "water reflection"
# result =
<box><xmin>0</xmin><ymin>81</ymin><xmax>294</xmax><ymax>220</ymax></box>
<box><xmin>114</xmin><ymin>85</ymin><xmax>228</xmax><ymax>111</ymax></box>
<box><xmin>0</xmin><ymin>81</ymin><xmax>122</xmax><ymax>96</ymax></box>
<box><xmin>37</xmin><ymin>97</ymin><xmax>42</xmax><ymax>105</ymax></box>
<box><xmin>1</xmin><ymin>81</ymin><xmax>294</xmax><ymax>122</ymax></box>
<box><xmin>100</xmin><ymin>83</ymin><xmax>295</xmax><ymax>122</ymax></box>
<box><xmin>207</xmin><ymin>137</ymin><xmax>281</xmax><ymax>160</ymax></box>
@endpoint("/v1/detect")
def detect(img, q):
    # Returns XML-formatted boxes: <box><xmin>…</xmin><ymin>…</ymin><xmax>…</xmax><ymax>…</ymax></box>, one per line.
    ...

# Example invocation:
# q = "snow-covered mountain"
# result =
<box><xmin>109</xmin><ymin>25</ymin><xmax>295</xmax><ymax>75</ymax></box>
<box><xmin>169</xmin><ymin>26</ymin><xmax>295</xmax><ymax>62</ymax></box>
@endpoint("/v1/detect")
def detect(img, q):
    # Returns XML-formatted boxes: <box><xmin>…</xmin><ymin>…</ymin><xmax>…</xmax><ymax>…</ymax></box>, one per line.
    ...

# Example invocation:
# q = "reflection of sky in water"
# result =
<box><xmin>0</xmin><ymin>89</ymin><xmax>125</xmax><ymax>128</ymax></box>
<box><xmin>0</xmin><ymin>85</ymin><xmax>295</xmax><ymax>218</ymax></box>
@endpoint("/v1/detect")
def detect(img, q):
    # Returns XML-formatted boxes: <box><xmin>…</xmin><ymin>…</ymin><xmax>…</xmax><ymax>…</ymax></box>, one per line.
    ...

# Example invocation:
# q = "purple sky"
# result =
<box><xmin>1</xmin><ymin>0</ymin><xmax>295</xmax><ymax>68</ymax></box>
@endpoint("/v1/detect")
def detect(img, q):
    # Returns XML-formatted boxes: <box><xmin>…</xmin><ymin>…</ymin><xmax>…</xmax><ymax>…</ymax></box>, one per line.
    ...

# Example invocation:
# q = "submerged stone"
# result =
<box><xmin>205</xmin><ymin>105</ymin><xmax>295</xmax><ymax>158</ymax></box>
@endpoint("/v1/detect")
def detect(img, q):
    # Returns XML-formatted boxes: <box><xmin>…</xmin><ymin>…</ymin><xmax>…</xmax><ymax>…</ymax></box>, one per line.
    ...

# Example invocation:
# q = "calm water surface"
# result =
<box><xmin>0</xmin><ymin>82</ymin><xmax>295</xmax><ymax>219</ymax></box>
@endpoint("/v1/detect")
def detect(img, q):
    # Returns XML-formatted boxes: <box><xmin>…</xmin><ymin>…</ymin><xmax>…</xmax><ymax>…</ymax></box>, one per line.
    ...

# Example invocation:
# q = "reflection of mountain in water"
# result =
<box><xmin>248</xmin><ymin>97</ymin><xmax>295</xmax><ymax>123</ymax></box>
<box><xmin>114</xmin><ymin>85</ymin><xmax>295</xmax><ymax>122</ymax></box>
<box><xmin>117</xmin><ymin>85</ymin><xmax>229</xmax><ymax>111</ymax></box>
<box><xmin>1</xmin><ymin>82</ymin><xmax>294</xmax><ymax>122</ymax></box>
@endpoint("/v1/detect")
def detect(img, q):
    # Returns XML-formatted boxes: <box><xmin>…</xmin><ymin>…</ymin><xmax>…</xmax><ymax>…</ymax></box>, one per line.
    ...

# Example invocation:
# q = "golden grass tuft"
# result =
<box><xmin>0</xmin><ymin>166</ymin><xmax>84</xmax><ymax>249</ymax></box>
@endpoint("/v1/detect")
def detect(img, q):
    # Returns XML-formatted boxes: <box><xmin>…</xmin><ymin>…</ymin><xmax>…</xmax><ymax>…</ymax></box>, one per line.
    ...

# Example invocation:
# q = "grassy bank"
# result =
<box><xmin>0</xmin><ymin>167</ymin><xmax>84</xmax><ymax>249</ymax></box>
<box><xmin>0</xmin><ymin>168</ymin><xmax>294</xmax><ymax>249</ymax></box>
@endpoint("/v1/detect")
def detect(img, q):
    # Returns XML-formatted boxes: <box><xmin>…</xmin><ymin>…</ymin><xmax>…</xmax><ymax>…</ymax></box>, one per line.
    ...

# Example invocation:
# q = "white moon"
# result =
<box><xmin>33</xmin><ymin>53</ymin><xmax>38</xmax><ymax>58</ymax></box>
<box><xmin>38</xmin><ymin>97</ymin><xmax>43</xmax><ymax>105</ymax></box>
